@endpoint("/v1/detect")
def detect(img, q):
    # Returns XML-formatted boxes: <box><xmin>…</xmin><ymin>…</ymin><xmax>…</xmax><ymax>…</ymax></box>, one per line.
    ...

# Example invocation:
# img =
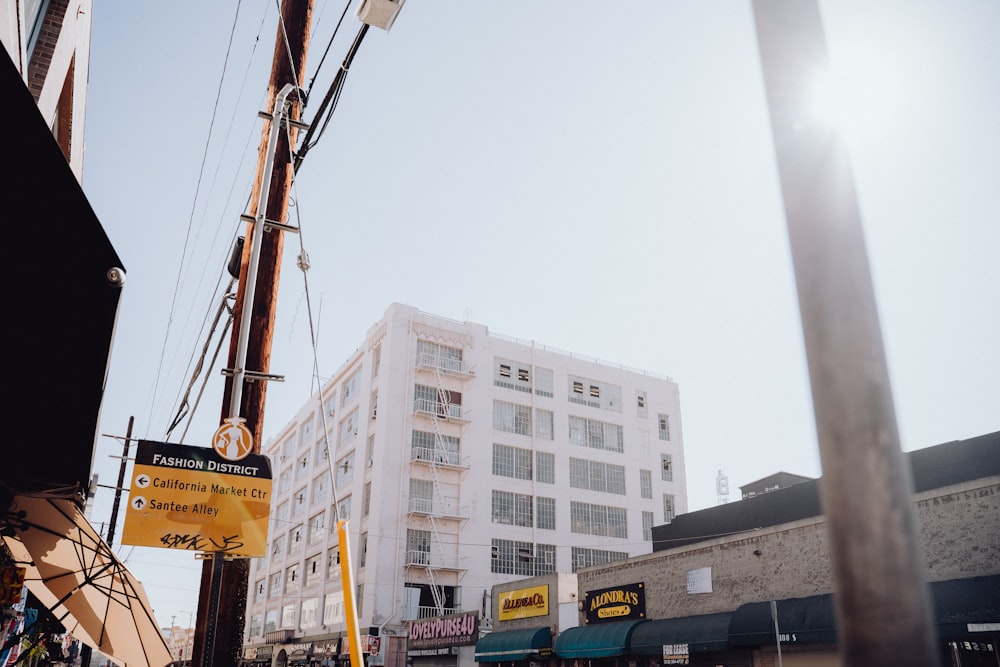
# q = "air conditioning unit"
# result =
<box><xmin>356</xmin><ymin>0</ymin><xmax>404</xmax><ymax>31</ymax></box>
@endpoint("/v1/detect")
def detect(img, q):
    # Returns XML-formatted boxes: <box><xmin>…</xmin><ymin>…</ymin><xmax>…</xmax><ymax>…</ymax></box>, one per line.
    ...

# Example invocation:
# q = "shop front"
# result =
<box><xmin>553</xmin><ymin>619</ymin><xmax>649</xmax><ymax>667</ymax></box>
<box><xmin>474</xmin><ymin>625</ymin><xmax>553</xmax><ymax>666</ymax></box>
<box><xmin>312</xmin><ymin>639</ymin><xmax>341</xmax><ymax>666</ymax></box>
<box><xmin>289</xmin><ymin>642</ymin><xmax>313</xmax><ymax>667</ymax></box>
<box><xmin>629</xmin><ymin>612</ymin><xmax>751</xmax><ymax>667</ymax></box>
<box><xmin>408</xmin><ymin>610</ymin><xmax>479</xmax><ymax>667</ymax></box>
<box><xmin>242</xmin><ymin>643</ymin><xmax>275</xmax><ymax>667</ymax></box>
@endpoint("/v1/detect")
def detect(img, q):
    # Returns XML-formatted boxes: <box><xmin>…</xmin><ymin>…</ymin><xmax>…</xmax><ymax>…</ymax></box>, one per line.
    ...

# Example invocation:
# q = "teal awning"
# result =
<box><xmin>475</xmin><ymin>626</ymin><xmax>552</xmax><ymax>662</ymax></box>
<box><xmin>553</xmin><ymin>620</ymin><xmax>649</xmax><ymax>659</ymax></box>
<box><xmin>629</xmin><ymin>613</ymin><xmax>732</xmax><ymax>654</ymax></box>
<box><xmin>729</xmin><ymin>594</ymin><xmax>836</xmax><ymax>646</ymax></box>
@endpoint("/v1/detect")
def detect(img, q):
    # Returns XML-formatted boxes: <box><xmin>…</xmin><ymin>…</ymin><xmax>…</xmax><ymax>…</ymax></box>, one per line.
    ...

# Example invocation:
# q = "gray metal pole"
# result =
<box><xmin>750</xmin><ymin>1</ymin><xmax>939</xmax><ymax>665</ymax></box>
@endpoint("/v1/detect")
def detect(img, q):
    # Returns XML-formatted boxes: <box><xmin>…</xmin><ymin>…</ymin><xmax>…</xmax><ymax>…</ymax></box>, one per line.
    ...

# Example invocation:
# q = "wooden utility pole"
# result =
<box><xmin>190</xmin><ymin>2</ymin><xmax>313</xmax><ymax>666</ymax></box>
<box><xmin>751</xmin><ymin>1</ymin><xmax>938</xmax><ymax>665</ymax></box>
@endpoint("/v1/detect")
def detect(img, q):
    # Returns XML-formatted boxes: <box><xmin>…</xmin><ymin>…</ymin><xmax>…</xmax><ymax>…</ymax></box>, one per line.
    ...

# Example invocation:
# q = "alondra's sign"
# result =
<box><xmin>408</xmin><ymin>611</ymin><xmax>479</xmax><ymax>650</ymax></box>
<box><xmin>585</xmin><ymin>582</ymin><xmax>646</xmax><ymax>624</ymax></box>
<box><xmin>498</xmin><ymin>584</ymin><xmax>549</xmax><ymax>621</ymax></box>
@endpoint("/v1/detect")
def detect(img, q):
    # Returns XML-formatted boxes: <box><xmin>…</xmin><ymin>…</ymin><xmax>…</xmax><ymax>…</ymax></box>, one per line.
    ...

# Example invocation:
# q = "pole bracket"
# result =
<box><xmin>240</xmin><ymin>214</ymin><xmax>299</xmax><ymax>234</ymax></box>
<box><xmin>221</xmin><ymin>369</ymin><xmax>285</xmax><ymax>383</ymax></box>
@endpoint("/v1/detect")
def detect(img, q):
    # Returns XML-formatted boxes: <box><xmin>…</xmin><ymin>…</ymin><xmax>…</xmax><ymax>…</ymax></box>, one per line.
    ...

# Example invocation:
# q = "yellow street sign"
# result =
<box><xmin>122</xmin><ymin>440</ymin><xmax>272</xmax><ymax>556</ymax></box>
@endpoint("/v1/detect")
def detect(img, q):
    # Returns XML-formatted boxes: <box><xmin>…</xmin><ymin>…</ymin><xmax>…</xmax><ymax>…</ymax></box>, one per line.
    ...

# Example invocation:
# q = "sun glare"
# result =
<box><xmin>806</xmin><ymin>47</ymin><xmax>905</xmax><ymax>146</ymax></box>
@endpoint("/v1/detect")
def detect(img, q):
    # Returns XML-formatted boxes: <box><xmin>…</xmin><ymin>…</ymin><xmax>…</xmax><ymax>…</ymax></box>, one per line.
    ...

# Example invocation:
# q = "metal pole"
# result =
<box><xmin>104</xmin><ymin>416</ymin><xmax>133</xmax><ymax>546</ymax></box>
<box><xmin>770</xmin><ymin>600</ymin><xmax>783</xmax><ymax>667</ymax></box>
<box><xmin>751</xmin><ymin>1</ymin><xmax>939</xmax><ymax>664</ymax></box>
<box><xmin>201</xmin><ymin>554</ymin><xmax>226</xmax><ymax>667</ymax></box>
<box><xmin>228</xmin><ymin>83</ymin><xmax>296</xmax><ymax>420</ymax></box>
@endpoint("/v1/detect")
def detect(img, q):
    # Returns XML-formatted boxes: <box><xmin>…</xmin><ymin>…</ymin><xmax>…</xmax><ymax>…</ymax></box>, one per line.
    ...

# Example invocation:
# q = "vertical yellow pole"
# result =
<box><xmin>337</xmin><ymin>519</ymin><xmax>364</xmax><ymax>667</ymax></box>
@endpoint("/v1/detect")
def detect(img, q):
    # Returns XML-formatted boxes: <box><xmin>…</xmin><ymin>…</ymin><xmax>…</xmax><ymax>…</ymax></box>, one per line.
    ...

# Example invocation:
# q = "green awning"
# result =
<box><xmin>475</xmin><ymin>626</ymin><xmax>552</xmax><ymax>662</ymax></box>
<box><xmin>553</xmin><ymin>620</ymin><xmax>649</xmax><ymax>659</ymax></box>
<box><xmin>629</xmin><ymin>613</ymin><xmax>732</xmax><ymax>654</ymax></box>
<box><xmin>729</xmin><ymin>594</ymin><xmax>836</xmax><ymax>647</ymax></box>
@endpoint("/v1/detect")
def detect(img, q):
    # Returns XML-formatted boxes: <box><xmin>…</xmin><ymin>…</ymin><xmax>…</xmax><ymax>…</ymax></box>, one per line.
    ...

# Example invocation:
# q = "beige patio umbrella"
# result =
<box><xmin>3</xmin><ymin>494</ymin><xmax>172</xmax><ymax>667</ymax></box>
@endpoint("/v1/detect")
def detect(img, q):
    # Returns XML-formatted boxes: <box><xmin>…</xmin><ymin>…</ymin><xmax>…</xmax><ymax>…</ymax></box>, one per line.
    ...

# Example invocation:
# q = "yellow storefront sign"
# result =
<box><xmin>122</xmin><ymin>440</ymin><xmax>271</xmax><ymax>556</ymax></box>
<box><xmin>498</xmin><ymin>584</ymin><xmax>549</xmax><ymax>621</ymax></box>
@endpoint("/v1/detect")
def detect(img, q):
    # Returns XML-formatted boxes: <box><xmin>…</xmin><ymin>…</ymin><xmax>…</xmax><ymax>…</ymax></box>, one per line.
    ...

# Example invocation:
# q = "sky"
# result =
<box><xmin>81</xmin><ymin>1</ymin><xmax>999</xmax><ymax>632</ymax></box>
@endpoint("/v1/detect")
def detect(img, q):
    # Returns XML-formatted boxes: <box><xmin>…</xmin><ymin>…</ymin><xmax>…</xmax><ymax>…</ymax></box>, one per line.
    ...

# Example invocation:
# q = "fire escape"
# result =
<box><xmin>407</xmin><ymin>343</ymin><xmax>473</xmax><ymax>616</ymax></box>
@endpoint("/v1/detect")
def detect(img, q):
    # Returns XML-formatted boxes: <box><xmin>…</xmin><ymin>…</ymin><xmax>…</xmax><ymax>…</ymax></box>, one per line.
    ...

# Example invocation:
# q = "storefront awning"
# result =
<box><xmin>728</xmin><ymin>594</ymin><xmax>836</xmax><ymax>646</ymax></box>
<box><xmin>553</xmin><ymin>620</ymin><xmax>649</xmax><ymax>659</ymax></box>
<box><xmin>931</xmin><ymin>575</ymin><xmax>1000</xmax><ymax>639</ymax></box>
<box><xmin>629</xmin><ymin>613</ymin><xmax>732</xmax><ymax>654</ymax></box>
<box><xmin>475</xmin><ymin>626</ymin><xmax>552</xmax><ymax>662</ymax></box>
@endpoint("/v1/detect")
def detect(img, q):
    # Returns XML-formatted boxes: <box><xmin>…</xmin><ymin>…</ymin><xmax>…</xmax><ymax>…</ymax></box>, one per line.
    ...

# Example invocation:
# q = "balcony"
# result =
<box><xmin>416</xmin><ymin>353</ymin><xmax>474</xmax><ymax>378</ymax></box>
<box><xmin>403</xmin><ymin>550</ymin><xmax>464</xmax><ymax>572</ymax></box>
<box><xmin>401</xmin><ymin>605</ymin><xmax>461</xmax><ymax>621</ymax></box>
<box><xmin>407</xmin><ymin>497</ymin><xmax>467</xmax><ymax>521</ymax></box>
<box><xmin>413</xmin><ymin>398</ymin><xmax>470</xmax><ymax>424</ymax></box>
<box><xmin>410</xmin><ymin>447</ymin><xmax>469</xmax><ymax>469</ymax></box>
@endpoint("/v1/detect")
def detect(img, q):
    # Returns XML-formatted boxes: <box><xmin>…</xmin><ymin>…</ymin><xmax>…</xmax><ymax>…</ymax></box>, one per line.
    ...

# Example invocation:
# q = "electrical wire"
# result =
<box><xmin>294</xmin><ymin>22</ymin><xmax>369</xmax><ymax>173</ymax></box>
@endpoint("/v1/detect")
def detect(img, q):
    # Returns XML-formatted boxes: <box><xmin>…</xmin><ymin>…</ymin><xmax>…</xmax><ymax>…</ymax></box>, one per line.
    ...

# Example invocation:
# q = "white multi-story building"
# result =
<box><xmin>244</xmin><ymin>303</ymin><xmax>687</xmax><ymax>667</ymax></box>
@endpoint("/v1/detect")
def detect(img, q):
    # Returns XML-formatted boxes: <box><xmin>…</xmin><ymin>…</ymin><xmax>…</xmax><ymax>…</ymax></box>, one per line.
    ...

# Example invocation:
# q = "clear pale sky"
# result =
<box><xmin>81</xmin><ymin>1</ymin><xmax>1000</xmax><ymax>632</ymax></box>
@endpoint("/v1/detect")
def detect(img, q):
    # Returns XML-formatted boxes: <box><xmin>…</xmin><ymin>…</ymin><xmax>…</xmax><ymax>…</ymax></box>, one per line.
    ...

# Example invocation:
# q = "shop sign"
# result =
<box><xmin>363</xmin><ymin>636</ymin><xmax>381</xmax><ymax>654</ymax></box>
<box><xmin>408</xmin><ymin>611</ymin><xmax>479</xmax><ymax>650</ymax></box>
<box><xmin>0</xmin><ymin>566</ymin><xmax>26</xmax><ymax>605</ymax></box>
<box><xmin>498</xmin><ymin>584</ymin><xmax>549</xmax><ymax>621</ymax></box>
<box><xmin>256</xmin><ymin>644</ymin><xmax>274</xmax><ymax>658</ymax></box>
<box><xmin>122</xmin><ymin>439</ymin><xmax>272</xmax><ymax>556</ymax></box>
<box><xmin>584</xmin><ymin>582</ymin><xmax>646</xmax><ymax>624</ymax></box>
<box><xmin>663</xmin><ymin>643</ymin><xmax>689</xmax><ymax>664</ymax></box>
<box><xmin>314</xmin><ymin>639</ymin><xmax>340</xmax><ymax>656</ymax></box>
<box><xmin>243</xmin><ymin>647</ymin><xmax>258</xmax><ymax>660</ymax></box>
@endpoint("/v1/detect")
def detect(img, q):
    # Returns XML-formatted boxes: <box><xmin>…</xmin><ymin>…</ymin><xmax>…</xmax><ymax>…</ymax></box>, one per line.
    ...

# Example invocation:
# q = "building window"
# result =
<box><xmin>640</xmin><ymin>469</ymin><xmax>653</xmax><ymax>499</ymax></box>
<box><xmin>295</xmin><ymin>454</ymin><xmax>310</xmax><ymax>481</ymax></box>
<box><xmin>285</xmin><ymin>564</ymin><xmax>300</xmax><ymax>593</ymax></box>
<box><xmin>305</xmin><ymin>554</ymin><xmax>323</xmax><ymax>586</ymax></box>
<box><xmin>414</xmin><ymin>384</ymin><xmax>463</xmax><ymax>419</ymax></box>
<box><xmin>491</xmin><ymin>539</ymin><xmax>555</xmax><ymax>576</ymax></box>
<box><xmin>308</xmin><ymin>511</ymin><xmax>326</xmax><ymax>544</ymax></box>
<box><xmin>663</xmin><ymin>493</ymin><xmax>676</xmax><ymax>524</ymax></box>
<box><xmin>494</xmin><ymin>357</ymin><xmax>532</xmax><ymax>393</ymax></box>
<box><xmin>326</xmin><ymin>547</ymin><xmax>341</xmax><ymax>577</ymax></box>
<box><xmin>275</xmin><ymin>501</ymin><xmax>289</xmax><ymax>523</ymax></box>
<box><xmin>417</xmin><ymin>340</ymin><xmax>464</xmax><ymax>373</ymax></box>
<box><xmin>255</xmin><ymin>579</ymin><xmax>266</xmax><ymax>602</ymax></box>
<box><xmin>335</xmin><ymin>453</ymin><xmax>355</xmax><ymax>487</ymax></box>
<box><xmin>658</xmin><ymin>413</ymin><xmax>671</xmax><ymax>441</ymax></box>
<box><xmin>568</xmin><ymin>415</ymin><xmax>624</xmax><ymax>452</ymax></box>
<box><xmin>537</xmin><ymin>497</ymin><xmax>556</xmax><ymax>530</ymax></box>
<box><xmin>268</xmin><ymin>572</ymin><xmax>282</xmax><ymax>598</ymax></box>
<box><xmin>636</xmin><ymin>391</ymin><xmax>648</xmax><ymax>418</ymax></box>
<box><xmin>293</xmin><ymin>488</ymin><xmax>307</xmax><ymax>516</ymax></box>
<box><xmin>570</xmin><ymin>501</ymin><xmax>628</xmax><ymax>538</ymax></box>
<box><xmin>534</xmin><ymin>367</ymin><xmax>554</xmax><ymax>397</ymax></box>
<box><xmin>536</xmin><ymin>451</ymin><xmax>555</xmax><ymax>484</ymax></box>
<box><xmin>338</xmin><ymin>408</ymin><xmax>360</xmax><ymax>448</ymax></box>
<box><xmin>323</xmin><ymin>392</ymin><xmax>337</xmax><ymax>418</ymax></box>
<box><xmin>535</xmin><ymin>408</ymin><xmax>554</xmax><ymax>440</ymax></box>
<box><xmin>661</xmin><ymin>454</ymin><xmax>674</xmax><ymax>482</ymax></box>
<box><xmin>270</xmin><ymin>534</ymin><xmax>286</xmax><ymax>561</ymax></box>
<box><xmin>492</xmin><ymin>490</ymin><xmax>533</xmax><ymax>527</ymax></box>
<box><xmin>642</xmin><ymin>511</ymin><xmax>654</xmax><ymax>541</ymax></box>
<box><xmin>406</xmin><ymin>529</ymin><xmax>431</xmax><ymax>565</ymax></box>
<box><xmin>493</xmin><ymin>400</ymin><xmax>532</xmax><ymax>436</ymax></box>
<box><xmin>363</xmin><ymin>482</ymin><xmax>371</xmax><ymax>517</ymax></box>
<box><xmin>571</xmin><ymin>547</ymin><xmax>628</xmax><ymax>573</ymax></box>
<box><xmin>569</xmin><ymin>458</ymin><xmax>626</xmax><ymax>495</ymax></box>
<box><xmin>371</xmin><ymin>345</ymin><xmax>382</xmax><ymax>377</ymax></box>
<box><xmin>359</xmin><ymin>532</ymin><xmax>368</xmax><ymax>568</ymax></box>
<box><xmin>409</xmin><ymin>478</ymin><xmax>433</xmax><ymax>514</ymax></box>
<box><xmin>492</xmin><ymin>443</ymin><xmax>533</xmax><ymax>480</ymax></box>
<box><xmin>312</xmin><ymin>473</ymin><xmax>329</xmax><ymax>503</ymax></box>
<box><xmin>411</xmin><ymin>430</ymin><xmax>460</xmax><ymax>465</ymax></box>
<box><xmin>341</xmin><ymin>368</ymin><xmax>361</xmax><ymax>406</ymax></box>
<box><xmin>568</xmin><ymin>376</ymin><xmax>622</xmax><ymax>411</ymax></box>
<box><xmin>288</xmin><ymin>524</ymin><xmax>304</xmax><ymax>553</ymax></box>
<box><xmin>299</xmin><ymin>414</ymin><xmax>315</xmax><ymax>449</ymax></box>
<box><xmin>336</xmin><ymin>495</ymin><xmax>352</xmax><ymax>523</ymax></box>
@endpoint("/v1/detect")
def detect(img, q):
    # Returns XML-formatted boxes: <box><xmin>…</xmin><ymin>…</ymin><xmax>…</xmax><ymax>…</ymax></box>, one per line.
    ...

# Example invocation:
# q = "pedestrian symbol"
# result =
<box><xmin>213</xmin><ymin>417</ymin><xmax>254</xmax><ymax>461</ymax></box>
